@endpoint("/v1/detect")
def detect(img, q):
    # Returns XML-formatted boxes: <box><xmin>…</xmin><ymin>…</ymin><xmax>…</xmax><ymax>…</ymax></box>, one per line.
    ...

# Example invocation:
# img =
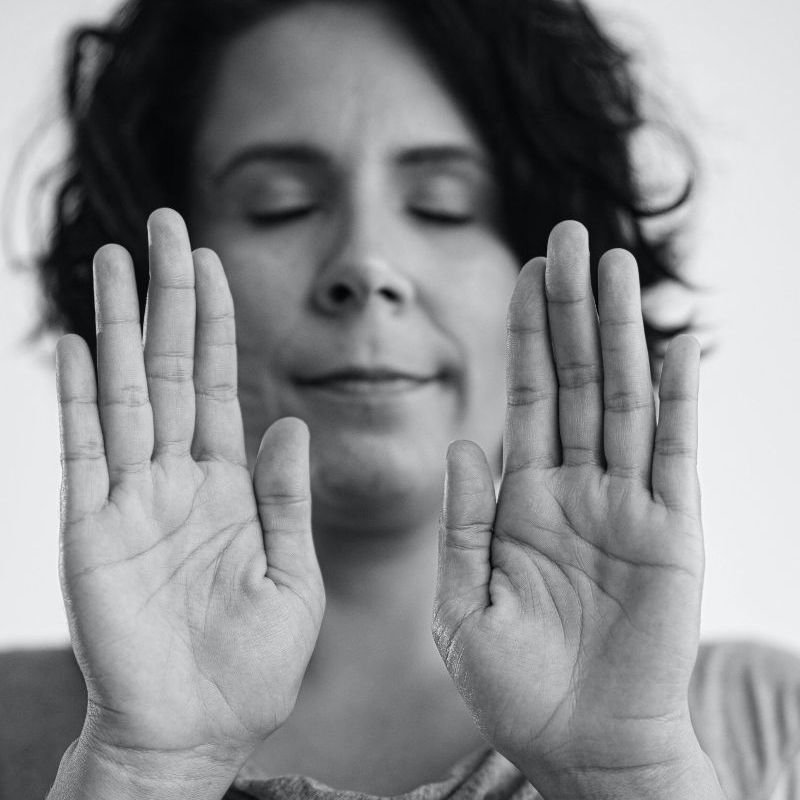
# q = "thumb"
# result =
<box><xmin>253</xmin><ymin>417</ymin><xmax>320</xmax><ymax>591</ymax></box>
<box><xmin>434</xmin><ymin>440</ymin><xmax>496</xmax><ymax>653</ymax></box>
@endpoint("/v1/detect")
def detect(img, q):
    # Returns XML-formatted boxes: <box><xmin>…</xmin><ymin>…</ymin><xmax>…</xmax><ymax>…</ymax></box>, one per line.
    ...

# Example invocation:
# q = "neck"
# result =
<box><xmin>306</xmin><ymin>507</ymin><xmax>445</xmax><ymax>689</ymax></box>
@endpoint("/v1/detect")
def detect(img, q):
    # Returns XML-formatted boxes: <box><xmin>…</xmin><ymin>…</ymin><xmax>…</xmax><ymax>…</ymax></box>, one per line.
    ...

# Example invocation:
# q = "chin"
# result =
<box><xmin>308</xmin><ymin>428</ymin><xmax>446</xmax><ymax>531</ymax></box>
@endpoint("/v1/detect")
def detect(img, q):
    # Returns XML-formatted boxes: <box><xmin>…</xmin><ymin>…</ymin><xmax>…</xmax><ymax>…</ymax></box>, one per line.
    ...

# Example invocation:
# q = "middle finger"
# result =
<box><xmin>545</xmin><ymin>221</ymin><xmax>604</xmax><ymax>468</ymax></box>
<box><xmin>143</xmin><ymin>208</ymin><xmax>197</xmax><ymax>460</ymax></box>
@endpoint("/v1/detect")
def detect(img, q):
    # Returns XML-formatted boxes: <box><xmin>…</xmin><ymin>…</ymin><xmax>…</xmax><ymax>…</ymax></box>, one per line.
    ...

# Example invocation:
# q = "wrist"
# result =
<box><xmin>520</xmin><ymin>739</ymin><xmax>726</xmax><ymax>800</ymax></box>
<box><xmin>48</xmin><ymin>728</ymin><xmax>254</xmax><ymax>800</ymax></box>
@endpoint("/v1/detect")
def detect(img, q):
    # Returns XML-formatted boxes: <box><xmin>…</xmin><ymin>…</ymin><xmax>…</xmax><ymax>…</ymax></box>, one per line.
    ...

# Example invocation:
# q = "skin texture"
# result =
<box><xmin>57</xmin><ymin>219</ymin><xmax>324</xmax><ymax>761</ymax></box>
<box><xmin>434</xmin><ymin>227</ymin><xmax>721</xmax><ymax>799</ymax></box>
<box><xmin>51</xmin><ymin>4</ymin><xmax>724</xmax><ymax>799</ymax></box>
<box><xmin>190</xmin><ymin>3</ymin><xmax>518</xmax><ymax>536</ymax></box>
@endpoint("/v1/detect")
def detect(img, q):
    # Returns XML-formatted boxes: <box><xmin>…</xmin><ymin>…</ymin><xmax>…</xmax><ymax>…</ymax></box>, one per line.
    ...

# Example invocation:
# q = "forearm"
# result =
<box><xmin>522</xmin><ymin>743</ymin><xmax>728</xmax><ymax>800</ymax></box>
<box><xmin>47</xmin><ymin>733</ymin><xmax>247</xmax><ymax>800</ymax></box>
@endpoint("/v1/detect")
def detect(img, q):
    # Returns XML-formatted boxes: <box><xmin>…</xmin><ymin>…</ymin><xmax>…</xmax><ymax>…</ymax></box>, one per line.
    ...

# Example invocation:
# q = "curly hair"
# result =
<box><xmin>34</xmin><ymin>0</ymin><xmax>695</xmax><ymax>365</ymax></box>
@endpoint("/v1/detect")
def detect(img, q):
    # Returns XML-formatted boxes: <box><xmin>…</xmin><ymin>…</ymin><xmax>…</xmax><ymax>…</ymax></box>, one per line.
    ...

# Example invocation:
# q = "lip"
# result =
<box><xmin>294</xmin><ymin>367</ymin><xmax>442</xmax><ymax>396</ymax></box>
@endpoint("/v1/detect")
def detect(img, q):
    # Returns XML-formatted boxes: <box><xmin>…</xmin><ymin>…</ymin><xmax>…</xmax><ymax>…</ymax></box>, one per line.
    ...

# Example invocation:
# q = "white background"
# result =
<box><xmin>1</xmin><ymin>0</ymin><xmax>798</xmax><ymax>650</ymax></box>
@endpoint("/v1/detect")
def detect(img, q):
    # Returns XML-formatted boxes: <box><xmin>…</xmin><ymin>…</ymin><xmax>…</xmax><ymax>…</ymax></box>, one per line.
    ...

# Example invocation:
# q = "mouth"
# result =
<box><xmin>294</xmin><ymin>367</ymin><xmax>442</xmax><ymax>395</ymax></box>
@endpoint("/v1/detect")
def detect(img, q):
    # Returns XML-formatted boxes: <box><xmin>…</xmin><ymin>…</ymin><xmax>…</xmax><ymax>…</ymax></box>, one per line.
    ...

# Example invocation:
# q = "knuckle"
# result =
<box><xmin>153</xmin><ymin>439</ymin><xmax>190</xmax><ymax>457</ymax></box>
<box><xmin>547</xmin><ymin>291</ymin><xmax>588</xmax><ymax>307</ymax></box>
<box><xmin>557</xmin><ymin>362</ymin><xmax>602</xmax><ymax>390</ymax></box>
<box><xmin>198</xmin><ymin>314</ymin><xmax>236</xmax><ymax>342</ymax></box>
<box><xmin>507</xmin><ymin>317</ymin><xmax>548</xmax><ymax>336</ymax></box>
<box><xmin>198</xmin><ymin>341</ymin><xmax>237</xmax><ymax>359</ymax></box>
<box><xmin>659</xmin><ymin>391</ymin><xmax>697</xmax><ymax>404</ymax></box>
<box><xmin>97</xmin><ymin>315</ymin><xmax>141</xmax><ymax>329</ymax></box>
<box><xmin>444</xmin><ymin>520</ymin><xmax>489</xmax><ymax>548</ymax></box>
<box><xmin>60</xmin><ymin>394</ymin><xmax>96</xmax><ymax>408</ymax></box>
<box><xmin>258</xmin><ymin>493</ymin><xmax>310</xmax><ymax>510</ymax></box>
<box><xmin>196</xmin><ymin>383</ymin><xmax>238</xmax><ymax>402</ymax></box>
<box><xmin>151</xmin><ymin>275</ymin><xmax>194</xmax><ymax>291</ymax></box>
<box><xmin>600</xmin><ymin>316</ymin><xmax>640</xmax><ymax>332</ymax></box>
<box><xmin>61</xmin><ymin>443</ymin><xmax>105</xmax><ymax>463</ymax></box>
<box><xmin>506</xmin><ymin>384</ymin><xmax>556</xmax><ymax>407</ymax></box>
<box><xmin>147</xmin><ymin>352</ymin><xmax>194</xmax><ymax>382</ymax></box>
<box><xmin>203</xmin><ymin>309</ymin><xmax>236</xmax><ymax>324</ymax></box>
<box><xmin>110</xmin><ymin>458</ymin><xmax>151</xmax><ymax>476</ymax></box>
<box><xmin>101</xmin><ymin>384</ymin><xmax>149</xmax><ymax>409</ymax></box>
<box><xmin>655</xmin><ymin>437</ymin><xmax>695</xmax><ymax>458</ymax></box>
<box><xmin>604</xmin><ymin>389</ymin><xmax>652</xmax><ymax>413</ymax></box>
<box><xmin>561</xmin><ymin>444</ymin><xmax>603</xmax><ymax>466</ymax></box>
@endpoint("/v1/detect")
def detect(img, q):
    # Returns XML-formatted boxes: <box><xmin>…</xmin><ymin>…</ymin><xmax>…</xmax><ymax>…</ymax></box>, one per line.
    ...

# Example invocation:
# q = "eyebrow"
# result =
<box><xmin>394</xmin><ymin>145</ymin><xmax>490</xmax><ymax>171</ymax></box>
<box><xmin>211</xmin><ymin>142</ymin><xmax>490</xmax><ymax>185</ymax></box>
<box><xmin>212</xmin><ymin>144</ymin><xmax>329</xmax><ymax>184</ymax></box>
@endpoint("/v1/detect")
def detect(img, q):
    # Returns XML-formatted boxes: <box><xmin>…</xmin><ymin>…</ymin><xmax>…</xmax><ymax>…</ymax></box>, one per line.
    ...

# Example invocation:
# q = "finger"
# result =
<box><xmin>503</xmin><ymin>257</ymin><xmax>560</xmax><ymax>474</ymax></box>
<box><xmin>191</xmin><ymin>248</ymin><xmax>247</xmax><ymax>467</ymax></box>
<box><xmin>652</xmin><ymin>335</ymin><xmax>700</xmax><ymax>515</ymax></box>
<box><xmin>598</xmin><ymin>249</ymin><xmax>656</xmax><ymax>482</ymax></box>
<box><xmin>143</xmin><ymin>208</ymin><xmax>196</xmax><ymax>459</ymax></box>
<box><xmin>434</xmin><ymin>440</ymin><xmax>495</xmax><ymax>640</ymax></box>
<box><xmin>56</xmin><ymin>334</ymin><xmax>109</xmax><ymax>523</ymax></box>
<box><xmin>253</xmin><ymin>418</ymin><xmax>320</xmax><ymax>589</ymax></box>
<box><xmin>94</xmin><ymin>244</ymin><xmax>154</xmax><ymax>482</ymax></box>
<box><xmin>545</xmin><ymin>221</ymin><xmax>604</xmax><ymax>467</ymax></box>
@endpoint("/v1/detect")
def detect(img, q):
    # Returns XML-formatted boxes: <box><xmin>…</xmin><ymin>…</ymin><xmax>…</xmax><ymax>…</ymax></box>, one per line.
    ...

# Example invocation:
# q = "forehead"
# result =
<box><xmin>194</xmin><ymin>1</ymin><xmax>486</xmax><ymax>168</ymax></box>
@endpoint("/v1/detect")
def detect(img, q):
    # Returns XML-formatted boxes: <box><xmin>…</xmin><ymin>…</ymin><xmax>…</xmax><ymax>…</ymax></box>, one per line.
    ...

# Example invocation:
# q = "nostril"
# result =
<box><xmin>379</xmin><ymin>287</ymin><xmax>401</xmax><ymax>302</ymax></box>
<box><xmin>318</xmin><ymin>277</ymin><xmax>406</xmax><ymax>311</ymax></box>
<box><xmin>329</xmin><ymin>283</ymin><xmax>352</xmax><ymax>304</ymax></box>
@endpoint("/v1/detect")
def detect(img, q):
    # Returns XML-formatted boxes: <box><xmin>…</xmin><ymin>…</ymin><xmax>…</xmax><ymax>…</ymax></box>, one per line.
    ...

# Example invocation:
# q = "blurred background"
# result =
<box><xmin>1</xmin><ymin>0</ymin><xmax>798</xmax><ymax>649</ymax></box>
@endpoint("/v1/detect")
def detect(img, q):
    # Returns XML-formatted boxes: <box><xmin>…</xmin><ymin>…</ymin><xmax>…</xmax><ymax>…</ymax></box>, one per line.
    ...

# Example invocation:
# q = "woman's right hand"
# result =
<box><xmin>55</xmin><ymin>209</ymin><xmax>324</xmax><ymax>776</ymax></box>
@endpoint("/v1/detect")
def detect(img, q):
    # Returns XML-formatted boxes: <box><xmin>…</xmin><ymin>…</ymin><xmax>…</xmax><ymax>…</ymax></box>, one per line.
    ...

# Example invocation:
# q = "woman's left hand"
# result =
<box><xmin>433</xmin><ymin>221</ymin><xmax>721</xmax><ymax>799</ymax></box>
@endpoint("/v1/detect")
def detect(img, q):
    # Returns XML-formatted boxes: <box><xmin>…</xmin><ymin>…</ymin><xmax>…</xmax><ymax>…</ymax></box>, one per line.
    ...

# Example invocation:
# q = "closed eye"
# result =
<box><xmin>409</xmin><ymin>208</ymin><xmax>474</xmax><ymax>225</ymax></box>
<box><xmin>247</xmin><ymin>206</ymin><xmax>317</xmax><ymax>226</ymax></box>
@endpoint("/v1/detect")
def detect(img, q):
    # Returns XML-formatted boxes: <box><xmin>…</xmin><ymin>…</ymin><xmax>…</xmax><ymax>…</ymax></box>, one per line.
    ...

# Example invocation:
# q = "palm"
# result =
<box><xmin>434</xmin><ymin>222</ymin><xmax>703</xmax><ymax>778</ymax></box>
<box><xmin>489</xmin><ymin>468</ymin><xmax>700</xmax><ymax>746</ymax></box>
<box><xmin>57</xmin><ymin>210</ymin><xmax>323</xmax><ymax>758</ymax></box>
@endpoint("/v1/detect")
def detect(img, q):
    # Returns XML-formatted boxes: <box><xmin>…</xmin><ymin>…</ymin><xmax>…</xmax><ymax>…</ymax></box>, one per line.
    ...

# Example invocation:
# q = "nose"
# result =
<box><xmin>311</xmin><ymin>210</ymin><xmax>414</xmax><ymax>316</ymax></box>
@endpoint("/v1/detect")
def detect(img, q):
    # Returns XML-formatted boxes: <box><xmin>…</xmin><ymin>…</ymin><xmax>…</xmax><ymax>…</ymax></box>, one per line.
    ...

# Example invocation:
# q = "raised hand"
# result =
<box><xmin>55</xmin><ymin>209</ymin><xmax>324</xmax><ymax>778</ymax></box>
<box><xmin>434</xmin><ymin>222</ymin><xmax>720</xmax><ymax>799</ymax></box>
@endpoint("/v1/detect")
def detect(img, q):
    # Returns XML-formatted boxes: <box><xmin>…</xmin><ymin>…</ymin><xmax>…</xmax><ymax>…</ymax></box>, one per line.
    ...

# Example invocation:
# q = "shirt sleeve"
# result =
<box><xmin>767</xmin><ymin>746</ymin><xmax>800</xmax><ymax>800</ymax></box>
<box><xmin>690</xmin><ymin>641</ymin><xmax>800</xmax><ymax>800</ymax></box>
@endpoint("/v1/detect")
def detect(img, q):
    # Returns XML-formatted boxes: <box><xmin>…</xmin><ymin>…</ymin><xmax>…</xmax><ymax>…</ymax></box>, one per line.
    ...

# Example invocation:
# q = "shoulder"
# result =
<box><xmin>690</xmin><ymin>640</ymin><xmax>800</xmax><ymax>800</ymax></box>
<box><xmin>0</xmin><ymin>646</ymin><xmax>86</xmax><ymax>800</ymax></box>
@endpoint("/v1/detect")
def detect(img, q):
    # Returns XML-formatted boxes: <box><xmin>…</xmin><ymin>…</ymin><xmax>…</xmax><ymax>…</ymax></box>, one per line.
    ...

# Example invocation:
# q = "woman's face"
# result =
<box><xmin>190</xmin><ymin>1</ymin><xmax>519</xmax><ymax>528</ymax></box>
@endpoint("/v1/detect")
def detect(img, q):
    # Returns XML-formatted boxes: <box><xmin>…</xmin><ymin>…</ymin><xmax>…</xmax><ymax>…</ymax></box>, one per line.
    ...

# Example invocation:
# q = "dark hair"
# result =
<box><xmin>34</xmin><ymin>0</ymin><xmax>696</xmax><ymax>365</ymax></box>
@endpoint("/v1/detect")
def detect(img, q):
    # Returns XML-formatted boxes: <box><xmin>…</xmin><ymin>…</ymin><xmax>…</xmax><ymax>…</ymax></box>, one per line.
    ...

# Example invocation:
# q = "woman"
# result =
<box><xmin>4</xmin><ymin>1</ymin><xmax>800</xmax><ymax>799</ymax></box>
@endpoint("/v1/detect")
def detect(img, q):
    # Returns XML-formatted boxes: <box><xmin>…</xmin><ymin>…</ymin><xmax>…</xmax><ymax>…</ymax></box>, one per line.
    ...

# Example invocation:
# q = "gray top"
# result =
<box><xmin>2</xmin><ymin>642</ymin><xmax>800</xmax><ymax>800</ymax></box>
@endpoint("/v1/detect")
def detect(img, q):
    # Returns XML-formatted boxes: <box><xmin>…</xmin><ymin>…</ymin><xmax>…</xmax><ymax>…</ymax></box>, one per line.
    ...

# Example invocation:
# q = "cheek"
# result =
<box><xmin>460</xmin><ymin>293</ymin><xmax>515</xmax><ymax>466</ymax></box>
<box><xmin>449</xmin><ymin>243</ymin><xmax>518</xmax><ymax>363</ymax></box>
<box><xmin>203</xmin><ymin>227</ymin><xmax>311</xmax><ymax>354</ymax></box>
<box><xmin>222</xmin><ymin>254</ymin><xmax>297</xmax><ymax>364</ymax></box>
<box><xmin>204</xmin><ymin>236</ymin><xmax>313</xmax><ymax>454</ymax></box>
<box><xmin>465</xmin><ymin>294</ymin><xmax>513</xmax><ymax>411</ymax></box>
<box><xmin>432</xmin><ymin>243</ymin><xmax>518</xmax><ymax>437</ymax></box>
